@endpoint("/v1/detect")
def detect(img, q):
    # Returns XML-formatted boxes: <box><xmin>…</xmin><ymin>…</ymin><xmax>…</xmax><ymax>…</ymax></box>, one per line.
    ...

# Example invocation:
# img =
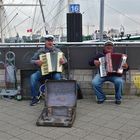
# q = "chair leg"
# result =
<box><xmin>38</xmin><ymin>83</ymin><xmax>46</xmax><ymax>99</ymax></box>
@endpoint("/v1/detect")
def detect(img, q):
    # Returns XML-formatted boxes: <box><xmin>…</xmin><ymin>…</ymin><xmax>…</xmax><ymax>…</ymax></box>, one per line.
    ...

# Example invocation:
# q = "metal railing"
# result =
<box><xmin>0</xmin><ymin>42</ymin><xmax>140</xmax><ymax>70</ymax></box>
<box><xmin>1</xmin><ymin>41</ymin><xmax>140</xmax><ymax>46</ymax></box>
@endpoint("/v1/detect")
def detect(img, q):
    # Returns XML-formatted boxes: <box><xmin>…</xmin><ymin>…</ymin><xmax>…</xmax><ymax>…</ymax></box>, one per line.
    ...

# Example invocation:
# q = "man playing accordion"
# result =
<box><xmin>89</xmin><ymin>41</ymin><xmax>129</xmax><ymax>104</ymax></box>
<box><xmin>30</xmin><ymin>35</ymin><xmax>67</xmax><ymax>106</ymax></box>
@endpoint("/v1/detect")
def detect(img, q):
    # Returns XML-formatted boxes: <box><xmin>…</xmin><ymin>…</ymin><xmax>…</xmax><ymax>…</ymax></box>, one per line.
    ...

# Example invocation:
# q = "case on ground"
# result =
<box><xmin>36</xmin><ymin>80</ymin><xmax>77</xmax><ymax>127</ymax></box>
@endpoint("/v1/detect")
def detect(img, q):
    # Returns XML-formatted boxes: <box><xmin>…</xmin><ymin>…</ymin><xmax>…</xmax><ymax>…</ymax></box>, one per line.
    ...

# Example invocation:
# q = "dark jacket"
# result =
<box><xmin>89</xmin><ymin>52</ymin><xmax>105</xmax><ymax>66</ymax></box>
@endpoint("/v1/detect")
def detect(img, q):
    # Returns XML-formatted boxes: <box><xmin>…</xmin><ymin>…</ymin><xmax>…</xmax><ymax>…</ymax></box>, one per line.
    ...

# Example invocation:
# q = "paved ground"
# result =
<box><xmin>1</xmin><ymin>96</ymin><xmax>140</xmax><ymax>140</ymax></box>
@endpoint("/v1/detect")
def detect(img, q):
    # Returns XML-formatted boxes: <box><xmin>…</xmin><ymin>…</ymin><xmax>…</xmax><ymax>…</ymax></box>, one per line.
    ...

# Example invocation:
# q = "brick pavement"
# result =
<box><xmin>0</xmin><ymin>96</ymin><xmax>140</xmax><ymax>140</ymax></box>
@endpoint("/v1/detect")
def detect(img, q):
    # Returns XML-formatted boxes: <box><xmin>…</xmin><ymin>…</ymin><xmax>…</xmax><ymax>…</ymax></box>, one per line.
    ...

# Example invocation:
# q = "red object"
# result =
<box><xmin>27</xmin><ymin>29</ymin><xmax>32</xmax><ymax>32</ymax></box>
<box><xmin>29</xmin><ymin>29</ymin><xmax>32</xmax><ymax>32</ymax></box>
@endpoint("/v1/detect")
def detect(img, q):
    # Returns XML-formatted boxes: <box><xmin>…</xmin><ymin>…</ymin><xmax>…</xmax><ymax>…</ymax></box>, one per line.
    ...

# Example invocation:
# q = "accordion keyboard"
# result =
<box><xmin>99</xmin><ymin>57</ymin><xmax>107</xmax><ymax>77</ymax></box>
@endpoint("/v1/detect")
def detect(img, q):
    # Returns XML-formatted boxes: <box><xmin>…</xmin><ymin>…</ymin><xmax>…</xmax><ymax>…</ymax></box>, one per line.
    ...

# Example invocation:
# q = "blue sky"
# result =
<box><xmin>2</xmin><ymin>0</ymin><xmax>140</xmax><ymax>37</ymax></box>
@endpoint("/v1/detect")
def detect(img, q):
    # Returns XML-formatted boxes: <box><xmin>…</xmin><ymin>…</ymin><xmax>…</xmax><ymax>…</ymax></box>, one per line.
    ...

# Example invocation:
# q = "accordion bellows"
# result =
<box><xmin>99</xmin><ymin>53</ymin><xmax>127</xmax><ymax>77</ymax></box>
<box><xmin>40</xmin><ymin>52</ymin><xmax>63</xmax><ymax>75</ymax></box>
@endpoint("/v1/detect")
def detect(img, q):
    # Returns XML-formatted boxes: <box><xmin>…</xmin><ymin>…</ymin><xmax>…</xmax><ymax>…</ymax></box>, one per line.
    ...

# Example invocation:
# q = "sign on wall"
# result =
<box><xmin>69</xmin><ymin>4</ymin><xmax>80</xmax><ymax>13</ymax></box>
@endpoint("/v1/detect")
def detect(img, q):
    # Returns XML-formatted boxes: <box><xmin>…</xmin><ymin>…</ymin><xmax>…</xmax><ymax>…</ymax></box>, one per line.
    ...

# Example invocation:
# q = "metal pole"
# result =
<box><xmin>0</xmin><ymin>7</ymin><xmax>2</xmax><ymax>42</ymax></box>
<box><xmin>38</xmin><ymin>0</ymin><xmax>48</xmax><ymax>34</ymax></box>
<box><xmin>0</xmin><ymin>0</ymin><xmax>3</xmax><ymax>42</ymax></box>
<box><xmin>99</xmin><ymin>0</ymin><xmax>104</xmax><ymax>41</ymax></box>
<box><xmin>1</xmin><ymin>13</ymin><xmax>18</xmax><ymax>33</ymax></box>
<box><xmin>0</xmin><ymin>4</ymin><xmax>44</xmax><ymax>6</ymax></box>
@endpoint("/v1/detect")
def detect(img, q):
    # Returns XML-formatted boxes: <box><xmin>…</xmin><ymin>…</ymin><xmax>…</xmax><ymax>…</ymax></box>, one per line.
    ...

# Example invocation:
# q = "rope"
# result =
<box><xmin>31</xmin><ymin>0</ymin><xmax>38</xmax><ymax>34</ymax></box>
<box><xmin>105</xmin><ymin>3</ymin><xmax>140</xmax><ymax>26</ymax></box>
<box><xmin>36</xmin><ymin>2</ymin><xmax>68</xmax><ymax>33</ymax></box>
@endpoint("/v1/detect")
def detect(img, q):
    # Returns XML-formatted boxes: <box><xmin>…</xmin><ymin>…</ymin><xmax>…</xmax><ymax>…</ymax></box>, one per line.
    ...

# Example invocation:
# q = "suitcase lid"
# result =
<box><xmin>45</xmin><ymin>80</ymin><xmax>77</xmax><ymax>107</ymax></box>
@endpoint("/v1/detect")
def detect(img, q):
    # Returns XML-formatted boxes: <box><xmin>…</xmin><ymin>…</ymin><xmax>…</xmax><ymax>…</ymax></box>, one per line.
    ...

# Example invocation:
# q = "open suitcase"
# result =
<box><xmin>36</xmin><ymin>80</ymin><xmax>77</xmax><ymax>127</ymax></box>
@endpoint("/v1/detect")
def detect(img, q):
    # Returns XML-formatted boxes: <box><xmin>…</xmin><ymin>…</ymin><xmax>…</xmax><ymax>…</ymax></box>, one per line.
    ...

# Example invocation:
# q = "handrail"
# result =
<box><xmin>0</xmin><ymin>41</ymin><xmax>140</xmax><ymax>47</ymax></box>
<box><xmin>0</xmin><ymin>42</ymin><xmax>140</xmax><ymax>70</ymax></box>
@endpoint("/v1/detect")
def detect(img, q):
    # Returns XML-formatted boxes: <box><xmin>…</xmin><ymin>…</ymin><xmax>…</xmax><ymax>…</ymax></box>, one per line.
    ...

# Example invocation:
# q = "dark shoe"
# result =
<box><xmin>115</xmin><ymin>100</ymin><xmax>121</xmax><ymax>105</ymax></box>
<box><xmin>30</xmin><ymin>97</ymin><xmax>40</xmax><ymax>106</ymax></box>
<box><xmin>97</xmin><ymin>100</ymin><xmax>104</xmax><ymax>104</ymax></box>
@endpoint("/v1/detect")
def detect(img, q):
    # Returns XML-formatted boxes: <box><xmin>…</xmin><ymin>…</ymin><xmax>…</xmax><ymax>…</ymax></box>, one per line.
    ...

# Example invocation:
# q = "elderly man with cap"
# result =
<box><xmin>30</xmin><ymin>35</ymin><xmax>67</xmax><ymax>106</ymax></box>
<box><xmin>89</xmin><ymin>41</ymin><xmax>129</xmax><ymax>104</ymax></box>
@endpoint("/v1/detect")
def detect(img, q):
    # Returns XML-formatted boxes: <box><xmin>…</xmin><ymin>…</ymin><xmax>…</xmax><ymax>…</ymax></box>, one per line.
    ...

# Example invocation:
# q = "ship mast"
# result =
<box><xmin>99</xmin><ymin>0</ymin><xmax>104</xmax><ymax>41</ymax></box>
<box><xmin>0</xmin><ymin>1</ymin><xmax>45</xmax><ymax>42</ymax></box>
<box><xmin>38</xmin><ymin>0</ymin><xmax>48</xmax><ymax>34</ymax></box>
<box><xmin>0</xmin><ymin>0</ymin><xmax>4</xmax><ymax>42</ymax></box>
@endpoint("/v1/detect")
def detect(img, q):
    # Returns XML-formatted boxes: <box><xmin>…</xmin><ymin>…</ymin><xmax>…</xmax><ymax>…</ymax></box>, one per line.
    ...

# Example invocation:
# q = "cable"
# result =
<box><xmin>31</xmin><ymin>0</ymin><xmax>38</xmax><ymax>34</ymax></box>
<box><xmin>35</xmin><ymin>2</ymin><xmax>68</xmax><ymax>33</ymax></box>
<box><xmin>1</xmin><ymin>8</ymin><xmax>7</xmax><ymax>17</ymax></box>
<box><xmin>4</xmin><ymin>0</ymin><xmax>25</xmax><ymax>18</ymax></box>
<box><xmin>29</xmin><ymin>0</ymin><xmax>36</xmax><ymax>34</ymax></box>
<box><xmin>47</xmin><ymin>3</ymin><xmax>67</xmax><ymax>26</ymax></box>
<box><xmin>105</xmin><ymin>3</ymin><xmax>140</xmax><ymax>26</ymax></box>
<box><xmin>1</xmin><ymin>13</ymin><xmax>18</xmax><ymax>33</ymax></box>
<box><xmin>45</xmin><ymin>0</ymin><xmax>64</xmax><ymax>19</ymax></box>
<box><xmin>3</xmin><ymin>11</ymin><xmax>12</xmax><ymax>38</ymax></box>
<box><xmin>33</xmin><ymin>12</ymin><xmax>42</xmax><ymax>33</ymax></box>
<box><xmin>34</xmin><ymin>0</ymin><xmax>64</xmax><ymax>33</ymax></box>
<box><xmin>13</xmin><ymin>5</ymin><xmax>42</xmax><ymax>31</ymax></box>
<box><xmin>51</xmin><ymin>0</ymin><xmax>65</xmax><ymax>33</ymax></box>
<box><xmin>5</xmin><ymin>6</ymin><xmax>19</xmax><ymax>18</ymax></box>
<box><xmin>34</xmin><ymin>0</ymin><xmax>49</xmax><ymax>31</ymax></box>
<box><xmin>9</xmin><ymin>17</ymin><xmax>31</xmax><ymax>33</ymax></box>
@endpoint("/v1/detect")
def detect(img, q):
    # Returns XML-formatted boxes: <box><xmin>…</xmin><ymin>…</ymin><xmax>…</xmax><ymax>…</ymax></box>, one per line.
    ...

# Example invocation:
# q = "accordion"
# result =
<box><xmin>99</xmin><ymin>53</ymin><xmax>127</xmax><ymax>77</ymax></box>
<box><xmin>39</xmin><ymin>52</ymin><xmax>63</xmax><ymax>75</ymax></box>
